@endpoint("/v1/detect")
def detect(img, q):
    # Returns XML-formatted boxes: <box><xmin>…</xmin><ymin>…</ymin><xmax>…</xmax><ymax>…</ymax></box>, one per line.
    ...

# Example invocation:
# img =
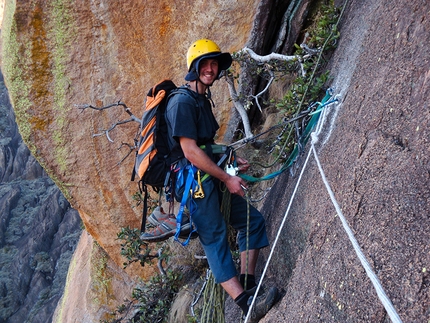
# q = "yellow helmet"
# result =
<box><xmin>187</xmin><ymin>39</ymin><xmax>222</xmax><ymax>70</ymax></box>
<box><xmin>185</xmin><ymin>39</ymin><xmax>232</xmax><ymax>81</ymax></box>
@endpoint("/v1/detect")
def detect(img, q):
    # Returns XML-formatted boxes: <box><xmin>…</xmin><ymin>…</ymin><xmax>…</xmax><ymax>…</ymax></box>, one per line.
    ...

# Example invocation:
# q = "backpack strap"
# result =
<box><xmin>167</xmin><ymin>86</ymin><xmax>200</xmax><ymax>108</ymax></box>
<box><xmin>139</xmin><ymin>182</ymin><xmax>148</xmax><ymax>233</ymax></box>
<box><xmin>198</xmin><ymin>144</ymin><xmax>230</xmax><ymax>183</ymax></box>
<box><xmin>200</xmin><ymin>144</ymin><xmax>228</xmax><ymax>155</ymax></box>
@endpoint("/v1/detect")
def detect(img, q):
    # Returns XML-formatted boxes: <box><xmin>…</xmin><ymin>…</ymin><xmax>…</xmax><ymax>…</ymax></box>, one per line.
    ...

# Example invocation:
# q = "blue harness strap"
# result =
<box><xmin>174</xmin><ymin>164</ymin><xmax>198</xmax><ymax>246</ymax></box>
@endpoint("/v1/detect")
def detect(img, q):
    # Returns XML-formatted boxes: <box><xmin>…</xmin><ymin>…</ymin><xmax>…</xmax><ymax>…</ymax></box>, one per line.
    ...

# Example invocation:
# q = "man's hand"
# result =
<box><xmin>179</xmin><ymin>137</ymin><xmax>249</xmax><ymax>197</ymax></box>
<box><xmin>236</xmin><ymin>156</ymin><xmax>250</xmax><ymax>173</ymax></box>
<box><xmin>225</xmin><ymin>174</ymin><xmax>247</xmax><ymax>197</ymax></box>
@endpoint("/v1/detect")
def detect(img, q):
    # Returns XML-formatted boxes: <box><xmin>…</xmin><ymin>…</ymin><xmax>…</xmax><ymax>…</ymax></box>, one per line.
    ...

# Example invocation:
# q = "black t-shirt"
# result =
<box><xmin>165</xmin><ymin>89</ymin><xmax>219</xmax><ymax>152</ymax></box>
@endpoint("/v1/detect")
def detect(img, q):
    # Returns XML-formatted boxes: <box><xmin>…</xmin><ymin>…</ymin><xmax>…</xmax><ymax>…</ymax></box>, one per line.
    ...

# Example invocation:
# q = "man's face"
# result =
<box><xmin>198</xmin><ymin>58</ymin><xmax>219</xmax><ymax>85</ymax></box>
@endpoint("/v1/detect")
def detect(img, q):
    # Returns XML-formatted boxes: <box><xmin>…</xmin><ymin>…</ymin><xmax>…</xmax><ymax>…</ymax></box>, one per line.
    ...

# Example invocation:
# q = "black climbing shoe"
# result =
<box><xmin>245</xmin><ymin>286</ymin><xmax>279</xmax><ymax>323</ymax></box>
<box><xmin>244</xmin><ymin>285</ymin><xmax>265</xmax><ymax>297</ymax></box>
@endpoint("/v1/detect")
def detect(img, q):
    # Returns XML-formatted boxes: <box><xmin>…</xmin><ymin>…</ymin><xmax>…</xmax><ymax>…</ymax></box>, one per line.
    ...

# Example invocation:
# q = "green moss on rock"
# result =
<box><xmin>1</xmin><ymin>0</ymin><xmax>77</xmax><ymax>200</ymax></box>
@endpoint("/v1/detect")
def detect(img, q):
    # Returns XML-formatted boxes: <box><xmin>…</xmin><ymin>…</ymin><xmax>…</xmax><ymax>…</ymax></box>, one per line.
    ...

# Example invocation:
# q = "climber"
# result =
<box><xmin>145</xmin><ymin>39</ymin><xmax>279</xmax><ymax>321</ymax></box>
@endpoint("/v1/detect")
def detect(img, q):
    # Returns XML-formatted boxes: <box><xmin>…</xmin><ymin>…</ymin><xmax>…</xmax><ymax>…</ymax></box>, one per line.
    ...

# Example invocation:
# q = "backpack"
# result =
<box><xmin>132</xmin><ymin>79</ymin><xmax>198</xmax><ymax>232</ymax></box>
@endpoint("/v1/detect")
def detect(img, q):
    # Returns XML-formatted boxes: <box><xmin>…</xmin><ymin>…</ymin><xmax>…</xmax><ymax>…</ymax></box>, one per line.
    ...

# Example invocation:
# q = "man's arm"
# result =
<box><xmin>179</xmin><ymin>137</ymin><xmax>247</xmax><ymax>197</ymax></box>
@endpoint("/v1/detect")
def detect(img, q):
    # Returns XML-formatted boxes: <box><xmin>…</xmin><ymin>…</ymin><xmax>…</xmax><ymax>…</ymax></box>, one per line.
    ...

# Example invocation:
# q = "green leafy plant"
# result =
<box><xmin>101</xmin><ymin>269</ymin><xmax>182</xmax><ymax>323</ymax></box>
<box><xmin>267</xmin><ymin>2</ymin><xmax>340</xmax><ymax>161</ymax></box>
<box><xmin>132</xmin><ymin>269</ymin><xmax>182</xmax><ymax>322</ymax></box>
<box><xmin>100</xmin><ymin>229</ymin><xmax>179</xmax><ymax>323</ymax></box>
<box><xmin>117</xmin><ymin>226</ymin><xmax>161</xmax><ymax>268</ymax></box>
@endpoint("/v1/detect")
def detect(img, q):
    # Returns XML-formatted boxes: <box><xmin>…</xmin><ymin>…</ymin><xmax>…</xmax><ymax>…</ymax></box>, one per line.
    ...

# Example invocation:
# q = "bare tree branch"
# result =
<box><xmin>115</xmin><ymin>142</ymin><xmax>137</xmax><ymax>166</ymax></box>
<box><xmin>225</xmin><ymin>73</ymin><xmax>253</xmax><ymax>139</ymax></box>
<box><xmin>225</xmin><ymin>43</ymin><xmax>320</xmax><ymax>140</ymax></box>
<box><xmin>92</xmin><ymin>117</ymin><xmax>139</xmax><ymax>143</ymax></box>
<box><xmin>78</xmin><ymin>101</ymin><xmax>139</xmax><ymax>121</ymax></box>
<box><xmin>237</xmin><ymin>47</ymin><xmax>299</xmax><ymax>63</ymax></box>
<box><xmin>249</xmin><ymin>69</ymin><xmax>275</xmax><ymax>112</ymax></box>
<box><xmin>78</xmin><ymin>101</ymin><xmax>141</xmax><ymax>142</ymax></box>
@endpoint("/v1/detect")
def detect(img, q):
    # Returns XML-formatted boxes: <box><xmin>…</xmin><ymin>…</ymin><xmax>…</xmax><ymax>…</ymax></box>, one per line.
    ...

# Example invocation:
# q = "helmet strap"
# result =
<box><xmin>198</xmin><ymin>77</ymin><xmax>215</xmax><ymax>87</ymax></box>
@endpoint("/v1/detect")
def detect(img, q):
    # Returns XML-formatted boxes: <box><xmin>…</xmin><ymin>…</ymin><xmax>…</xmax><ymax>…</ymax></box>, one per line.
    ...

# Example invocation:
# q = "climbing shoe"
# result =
<box><xmin>145</xmin><ymin>206</ymin><xmax>198</xmax><ymax>241</ymax></box>
<box><xmin>147</xmin><ymin>206</ymin><xmax>170</xmax><ymax>226</ymax></box>
<box><xmin>245</xmin><ymin>285</ymin><xmax>265</xmax><ymax>297</ymax></box>
<box><xmin>245</xmin><ymin>286</ymin><xmax>279</xmax><ymax>323</ymax></box>
<box><xmin>140</xmin><ymin>214</ymin><xmax>191</xmax><ymax>242</ymax></box>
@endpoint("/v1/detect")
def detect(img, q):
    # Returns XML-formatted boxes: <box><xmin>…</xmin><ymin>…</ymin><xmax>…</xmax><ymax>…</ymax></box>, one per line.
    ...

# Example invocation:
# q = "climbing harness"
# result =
<box><xmin>172</xmin><ymin>144</ymin><xmax>231</xmax><ymax>246</ymax></box>
<box><xmin>173</xmin><ymin>163</ymin><xmax>199</xmax><ymax>246</ymax></box>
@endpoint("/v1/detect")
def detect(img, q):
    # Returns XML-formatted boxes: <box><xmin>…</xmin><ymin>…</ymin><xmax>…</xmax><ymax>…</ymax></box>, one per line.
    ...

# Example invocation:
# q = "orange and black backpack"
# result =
<box><xmin>131</xmin><ymin>79</ymin><xmax>198</xmax><ymax>231</ymax></box>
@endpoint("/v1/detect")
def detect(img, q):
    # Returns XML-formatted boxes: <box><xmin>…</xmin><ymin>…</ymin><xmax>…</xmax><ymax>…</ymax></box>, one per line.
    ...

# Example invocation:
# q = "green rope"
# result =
<box><xmin>244</xmin><ymin>191</ymin><xmax>251</xmax><ymax>292</ymax></box>
<box><xmin>200</xmin><ymin>189</ymin><xmax>233</xmax><ymax>323</ymax></box>
<box><xmin>200</xmin><ymin>272</ymin><xmax>225</xmax><ymax>323</ymax></box>
<box><xmin>239</xmin><ymin>91</ymin><xmax>336</xmax><ymax>183</ymax></box>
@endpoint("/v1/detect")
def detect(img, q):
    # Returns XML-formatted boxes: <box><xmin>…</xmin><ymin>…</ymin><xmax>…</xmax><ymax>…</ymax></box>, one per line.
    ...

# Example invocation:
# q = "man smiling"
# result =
<box><xmin>151</xmin><ymin>39</ymin><xmax>279</xmax><ymax>322</ymax></box>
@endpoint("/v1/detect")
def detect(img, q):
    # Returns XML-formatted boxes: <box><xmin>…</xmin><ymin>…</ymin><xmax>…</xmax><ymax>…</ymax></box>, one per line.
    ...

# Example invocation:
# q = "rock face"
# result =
<box><xmin>1</xmin><ymin>0</ymin><xmax>261</xmax><ymax>272</ymax></box>
<box><xmin>0</xmin><ymin>72</ymin><xmax>82</xmax><ymax>322</ymax></box>
<box><xmin>1</xmin><ymin>0</ymin><xmax>429</xmax><ymax>322</ymax></box>
<box><xmin>53</xmin><ymin>231</ymin><xmax>137</xmax><ymax>323</ymax></box>
<box><xmin>257</xmin><ymin>0</ymin><xmax>430</xmax><ymax>322</ymax></box>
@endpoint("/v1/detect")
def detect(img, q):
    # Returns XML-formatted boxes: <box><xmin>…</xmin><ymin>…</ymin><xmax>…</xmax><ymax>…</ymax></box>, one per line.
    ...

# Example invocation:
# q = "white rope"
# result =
<box><xmin>309</xmin><ymin>99</ymin><xmax>403</xmax><ymax>322</ymax></box>
<box><xmin>310</xmin><ymin>140</ymin><xmax>403</xmax><ymax>323</ymax></box>
<box><xmin>245</xmin><ymin>96</ymin><xmax>403</xmax><ymax>323</ymax></box>
<box><xmin>245</xmin><ymin>98</ymin><xmax>333</xmax><ymax>322</ymax></box>
<box><xmin>244</xmin><ymin>144</ymin><xmax>314</xmax><ymax>323</ymax></box>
